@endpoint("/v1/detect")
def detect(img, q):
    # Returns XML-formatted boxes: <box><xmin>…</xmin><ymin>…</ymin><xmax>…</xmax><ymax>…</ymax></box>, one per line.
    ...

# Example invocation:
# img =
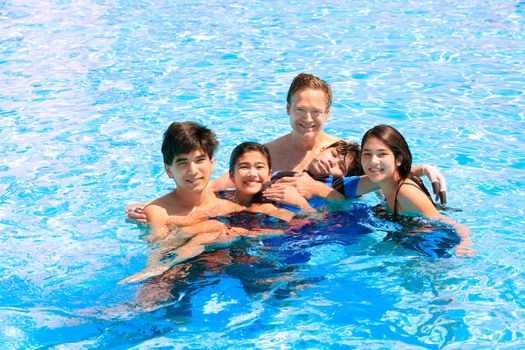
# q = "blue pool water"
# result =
<box><xmin>1</xmin><ymin>0</ymin><xmax>524</xmax><ymax>348</ymax></box>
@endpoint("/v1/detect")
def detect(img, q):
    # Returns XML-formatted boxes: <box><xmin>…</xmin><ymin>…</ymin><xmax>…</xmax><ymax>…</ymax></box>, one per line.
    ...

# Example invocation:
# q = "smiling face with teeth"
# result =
<box><xmin>230</xmin><ymin>150</ymin><xmax>272</xmax><ymax>200</ymax></box>
<box><xmin>161</xmin><ymin>121</ymin><xmax>218</xmax><ymax>196</ymax></box>
<box><xmin>165</xmin><ymin>149</ymin><xmax>214</xmax><ymax>194</ymax></box>
<box><xmin>361</xmin><ymin>136</ymin><xmax>402</xmax><ymax>185</ymax></box>
<box><xmin>360</xmin><ymin>125</ymin><xmax>413</xmax><ymax>188</ymax></box>
<box><xmin>287</xmin><ymin>88</ymin><xmax>330</xmax><ymax>139</ymax></box>
<box><xmin>228</xmin><ymin>142</ymin><xmax>273</xmax><ymax>205</ymax></box>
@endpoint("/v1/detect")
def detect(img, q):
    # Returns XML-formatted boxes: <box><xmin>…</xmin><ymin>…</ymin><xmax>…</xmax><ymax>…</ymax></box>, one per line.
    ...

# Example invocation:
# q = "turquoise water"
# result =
<box><xmin>1</xmin><ymin>0</ymin><xmax>524</xmax><ymax>348</ymax></box>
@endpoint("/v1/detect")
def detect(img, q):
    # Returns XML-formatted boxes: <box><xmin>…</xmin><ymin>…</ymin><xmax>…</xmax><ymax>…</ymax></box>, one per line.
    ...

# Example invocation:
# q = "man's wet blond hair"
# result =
<box><xmin>286</xmin><ymin>73</ymin><xmax>333</xmax><ymax>110</ymax></box>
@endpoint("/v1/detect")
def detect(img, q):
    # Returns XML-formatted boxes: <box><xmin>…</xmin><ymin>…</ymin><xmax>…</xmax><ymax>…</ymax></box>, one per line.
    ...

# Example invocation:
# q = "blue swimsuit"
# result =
<box><xmin>315</xmin><ymin>174</ymin><xmax>361</xmax><ymax>198</ymax></box>
<box><xmin>270</xmin><ymin>171</ymin><xmax>361</xmax><ymax>199</ymax></box>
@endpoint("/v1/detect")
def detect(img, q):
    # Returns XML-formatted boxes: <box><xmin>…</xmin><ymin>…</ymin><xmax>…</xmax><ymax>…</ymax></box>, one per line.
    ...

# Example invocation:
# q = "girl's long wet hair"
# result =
<box><xmin>361</xmin><ymin>125</ymin><xmax>412</xmax><ymax>180</ymax></box>
<box><xmin>361</xmin><ymin>125</ymin><xmax>435</xmax><ymax>216</ymax></box>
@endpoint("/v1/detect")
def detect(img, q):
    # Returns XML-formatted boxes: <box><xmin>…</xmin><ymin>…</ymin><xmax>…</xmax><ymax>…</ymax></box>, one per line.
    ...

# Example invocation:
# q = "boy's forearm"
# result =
<box><xmin>147</xmin><ymin>224</ymin><xmax>170</xmax><ymax>242</ymax></box>
<box><xmin>210</xmin><ymin>173</ymin><xmax>235</xmax><ymax>191</ymax></box>
<box><xmin>314</xmin><ymin>182</ymin><xmax>345</xmax><ymax>200</ymax></box>
<box><xmin>410</xmin><ymin>165</ymin><xmax>423</xmax><ymax>177</ymax></box>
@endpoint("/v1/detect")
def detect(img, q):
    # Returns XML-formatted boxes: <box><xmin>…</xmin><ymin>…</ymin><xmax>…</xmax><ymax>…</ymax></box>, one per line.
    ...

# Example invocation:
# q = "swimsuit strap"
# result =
<box><xmin>409</xmin><ymin>175</ymin><xmax>434</xmax><ymax>203</ymax></box>
<box><xmin>393</xmin><ymin>176</ymin><xmax>436</xmax><ymax>218</ymax></box>
<box><xmin>393</xmin><ymin>180</ymin><xmax>404</xmax><ymax>219</ymax></box>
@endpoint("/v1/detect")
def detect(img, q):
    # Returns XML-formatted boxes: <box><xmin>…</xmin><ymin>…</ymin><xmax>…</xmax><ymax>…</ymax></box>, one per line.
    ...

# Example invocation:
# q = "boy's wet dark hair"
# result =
<box><xmin>162</xmin><ymin>121</ymin><xmax>219</xmax><ymax>165</ymax></box>
<box><xmin>229</xmin><ymin>142</ymin><xmax>271</xmax><ymax>173</ymax></box>
<box><xmin>325</xmin><ymin>140</ymin><xmax>364</xmax><ymax>177</ymax></box>
<box><xmin>286</xmin><ymin>73</ymin><xmax>333</xmax><ymax>110</ymax></box>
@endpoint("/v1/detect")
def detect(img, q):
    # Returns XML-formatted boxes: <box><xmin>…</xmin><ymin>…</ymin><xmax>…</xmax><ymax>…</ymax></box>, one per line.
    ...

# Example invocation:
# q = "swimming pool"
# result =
<box><xmin>1</xmin><ymin>0</ymin><xmax>524</xmax><ymax>348</ymax></box>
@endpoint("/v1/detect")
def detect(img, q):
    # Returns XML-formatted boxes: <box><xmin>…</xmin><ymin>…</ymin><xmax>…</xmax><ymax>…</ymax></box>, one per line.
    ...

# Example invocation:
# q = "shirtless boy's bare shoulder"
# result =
<box><xmin>142</xmin><ymin>200</ymin><xmax>172</xmax><ymax>241</ymax></box>
<box><xmin>213</xmin><ymin>197</ymin><xmax>244</xmax><ymax>214</ymax></box>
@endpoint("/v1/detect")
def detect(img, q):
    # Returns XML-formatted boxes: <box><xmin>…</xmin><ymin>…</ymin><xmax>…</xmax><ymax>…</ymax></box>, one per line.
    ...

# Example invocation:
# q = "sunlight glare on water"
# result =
<box><xmin>0</xmin><ymin>0</ymin><xmax>524</xmax><ymax>348</ymax></box>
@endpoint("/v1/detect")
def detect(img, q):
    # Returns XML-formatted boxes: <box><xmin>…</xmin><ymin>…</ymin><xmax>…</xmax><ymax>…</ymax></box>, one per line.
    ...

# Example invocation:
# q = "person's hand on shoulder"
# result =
<box><xmin>414</xmin><ymin>164</ymin><xmax>447</xmax><ymax>205</ymax></box>
<box><xmin>274</xmin><ymin>172</ymin><xmax>323</xmax><ymax>198</ymax></box>
<box><xmin>262</xmin><ymin>183</ymin><xmax>312</xmax><ymax>211</ymax></box>
<box><xmin>124</xmin><ymin>202</ymin><xmax>149</xmax><ymax>224</ymax></box>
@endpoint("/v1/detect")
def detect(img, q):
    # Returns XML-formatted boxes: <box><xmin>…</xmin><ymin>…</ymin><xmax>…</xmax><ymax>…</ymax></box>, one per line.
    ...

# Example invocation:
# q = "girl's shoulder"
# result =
<box><xmin>397</xmin><ymin>179</ymin><xmax>439</xmax><ymax>217</ymax></box>
<box><xmin>399</xmin><ymin>177</ymin><xmax>433</xmax><ymax>202</ymax></box>
<box><xmin>398</xmin><ymin>179</ymin><xmax>430</xmax><ymax>201</ymax></box>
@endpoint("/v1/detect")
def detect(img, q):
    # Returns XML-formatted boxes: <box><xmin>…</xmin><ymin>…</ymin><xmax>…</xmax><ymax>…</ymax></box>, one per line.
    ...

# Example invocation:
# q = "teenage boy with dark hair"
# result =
<box><xmin>142</xmin><ymin>121</ymin><xmax>241</xmax><ymax>241</ymax></box>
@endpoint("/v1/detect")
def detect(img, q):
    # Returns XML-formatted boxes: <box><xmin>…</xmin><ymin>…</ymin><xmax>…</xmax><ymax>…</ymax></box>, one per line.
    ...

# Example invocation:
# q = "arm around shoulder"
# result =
<box><xmin>411</xmin><ymin>164</ymin><xmax>447</xmax><ymax>204</ymax></box>
<box><xmin>210</xmin><ymin>172</ymin><xmax>235</xmax><ymax>191</ymax></box>
<box><xmin>143</xmin><ymin>204</ymin><xmax>170</xmax><ymax>241</ymax></box>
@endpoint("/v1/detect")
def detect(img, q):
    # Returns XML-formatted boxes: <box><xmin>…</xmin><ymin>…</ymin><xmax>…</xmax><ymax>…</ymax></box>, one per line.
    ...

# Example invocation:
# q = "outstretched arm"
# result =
<box><xmin>161</xmin><ymin>219</ymin><xmax>230</xmax><ymax>246</ymax></box>
<box><xmin>272</xmin><ymin>172</ymin><xmax>345</xmax><ymax>200</ymax></box>
<box><xmin>142</xmin><ymin>205</ymin><xmax>171</xmax><ymax>241</ymax></box>
<box><xmin>438</xmin><ymin>215</ymin><xmax>473</xmax><ymax>257</ymax></box>
<box><xmin>124</xmin><ymin>201</ymin><xmax>151</xmax><ymax>224</ymax></box>
<box><xmin>411</xmin><ymin>164</ymin><xmax>447</xmax><ymax>204</ymax></box>
<box><xmin>262</xmin><ymin>183</ymin><xmax>316</xmax><ymax>212</ymax></box>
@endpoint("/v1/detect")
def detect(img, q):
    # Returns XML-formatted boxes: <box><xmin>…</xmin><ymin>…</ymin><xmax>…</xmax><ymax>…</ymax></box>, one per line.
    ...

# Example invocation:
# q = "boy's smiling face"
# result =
<box><xmin>230</xmin><ymin>151</ymin><xmax>271</xmax><ymax>197</ymax></box>
<box><xmin>165</xmin><ymin>149</ymin><xmax>214</xmax><ymax>193</ymax></box>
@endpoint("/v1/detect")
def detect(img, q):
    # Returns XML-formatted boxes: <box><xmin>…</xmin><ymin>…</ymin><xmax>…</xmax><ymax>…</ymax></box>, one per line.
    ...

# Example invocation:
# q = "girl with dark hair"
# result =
<box><xmin>266</xmin><ymin>125</ymin><xmax>473</xmax><ymax>257</ymax></box>
<box><xmin>360</xmin><ymin>125</ymin><xmax>473</xmax><ymax>256</ymax></box>
<box><xmin>360</xmin><ymin>125</ymin><xmax>437</xmax><ymax>216</ymax></box>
